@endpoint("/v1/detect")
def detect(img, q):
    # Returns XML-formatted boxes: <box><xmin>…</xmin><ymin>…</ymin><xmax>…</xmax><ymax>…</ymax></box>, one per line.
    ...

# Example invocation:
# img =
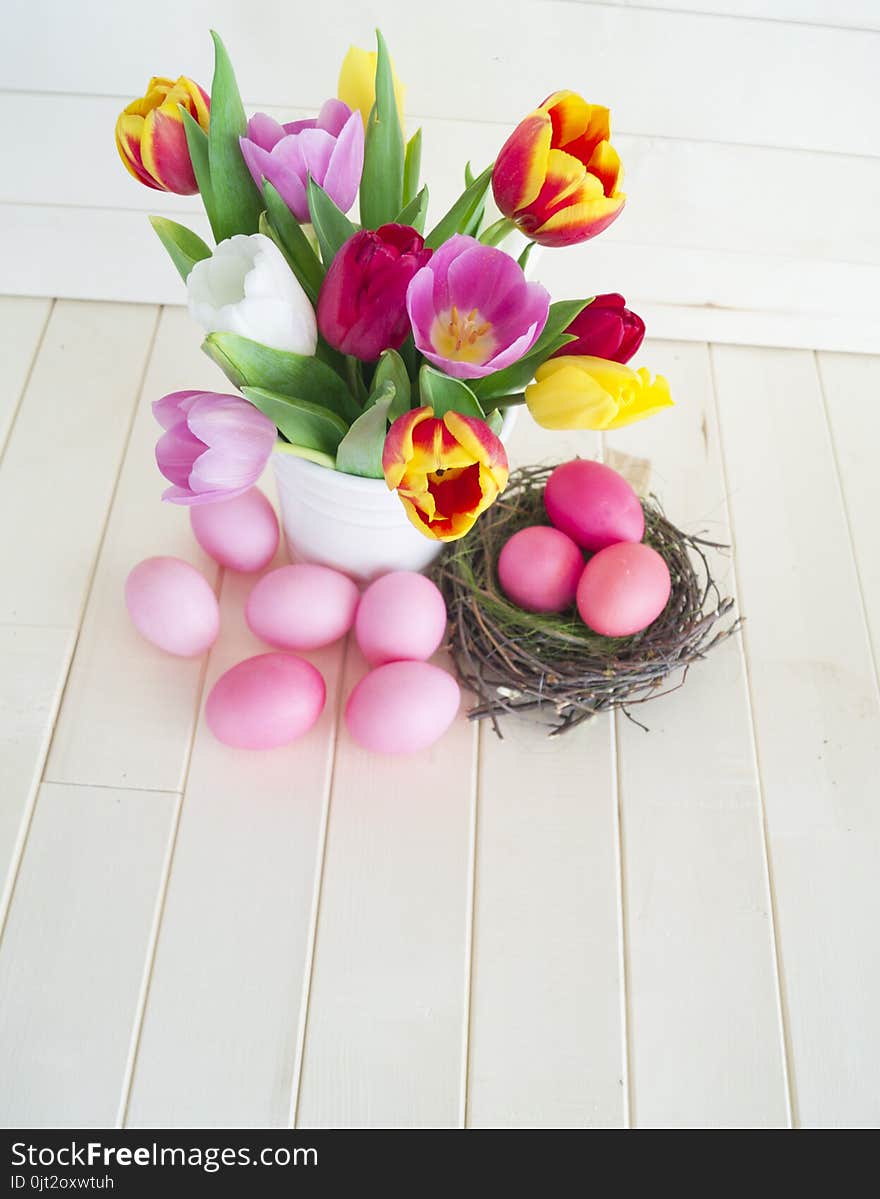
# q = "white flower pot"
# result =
<box><xmin>272</xmin><ymin>409</ymin><xmax>518</xmax><ymax>582</ymax></box>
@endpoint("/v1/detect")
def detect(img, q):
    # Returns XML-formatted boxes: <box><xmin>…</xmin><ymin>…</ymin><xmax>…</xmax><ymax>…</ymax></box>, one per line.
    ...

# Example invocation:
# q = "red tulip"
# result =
<box><xmin>317</xmin><ymin>224</ymin><xmax>432</xmax><ymax>361</ymax></box>
<box><xmin>552</xmin><ymin>294</ymin><xmax>645</xmax><ymax>364</ymax></box>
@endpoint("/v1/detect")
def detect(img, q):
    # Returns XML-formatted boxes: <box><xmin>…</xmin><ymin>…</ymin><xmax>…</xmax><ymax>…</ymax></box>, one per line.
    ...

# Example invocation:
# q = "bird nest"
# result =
<box><xmin>433</xmin><ymin>463</ymin><xmax>741</xmax><ymax>736</ymax></box>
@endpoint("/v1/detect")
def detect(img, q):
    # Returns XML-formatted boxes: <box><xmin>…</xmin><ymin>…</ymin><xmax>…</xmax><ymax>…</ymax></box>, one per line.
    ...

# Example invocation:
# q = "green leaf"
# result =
<box><xmin>517</xmin><ymin>241</ymin><xmax>536</xmax><ymax>272</ymax></box>
<box><xmin>148</xmin><ymin>216</ymin><xmax>212</xmax><ymax>281</ymax></box>
<box><xmin>403</xmin><ymin>128</ymin><xmax>422</xmax><ymax>208</ymax></box>
<box><xmin>373</xmin><ymin>349</ymin><xmax>411</xmax><ymax>418</ymax></box>
<box><xmin>485</xmin><ymin>409</ymin><xmax>504</xmax><ymax>435</ymax></box>
<box><xmin>395</xmin><ymin>185</ymin><xmax>429</xmax><ymax>234</ymax></box>
<box><xmin>460</xmin><ymin>162</ymin><xmax>486</xmax><ymax>237</ymax></box>
<box><xmin>207</xmin><ymin>30</ymin><xmax>263</xmax><ymax>240</ymax></box>
<box><xmin>180</xmin><ymin>109</ymin><xmax>219</xmax><ymax>240</ymax></box>
<box><xmin>262</xmin><ymin>182</ymin><xmax>325</xmax><ymax>305</ymax></box>
<box><xmin>425</xmin><ymin>164</ymin><xmax>493</xmax><ymax>250</ymax></box>
<box><xmin>242</xmin><ymin>387</ymin><xmax>347</xmax><ymax>455</ymax></box>
<box><xmin>359</xmin><ymin>29</ymin><xmax>405</xmax><ymax>228</ymax></box>
<box><xmin>471</xmin><ymin>300</ymin><xmax>592</xmax><ymax>401</ymax></box>
<box><xmin>307</xmin><ymin>177</ymin><xmax>357</xmax><ymax>267</ymax></box>
<box><xmin>274</xmin><ymin>441</ymin><xmax>337</xmax><ymax>469</ymax></box>
<box><xmin>335</xmin><ymin>384</ymin><xmax>395</xmax><ymax>478</ymax></box>
<box><xmin>418</xmin><ymin>365</ymin><xmax>485</xmax><ymax>419</ymax></box>
<box><xmin>203</xmin><ymin>332</ymin><xmax>360</xmax><ymax>424</ymax></box>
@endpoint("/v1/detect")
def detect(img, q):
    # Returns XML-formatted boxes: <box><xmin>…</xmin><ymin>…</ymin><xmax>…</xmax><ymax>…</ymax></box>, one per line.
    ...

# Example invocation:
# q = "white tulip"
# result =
<box><xmin>187</xmin><ymin>233</ymin><xmax>317</xmax><ymax>356</ymax></box>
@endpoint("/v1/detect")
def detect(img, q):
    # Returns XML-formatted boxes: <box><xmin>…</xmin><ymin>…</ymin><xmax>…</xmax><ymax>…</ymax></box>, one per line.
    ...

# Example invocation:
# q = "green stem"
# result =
<box><xmin>497</xmin><ymin>392</ymin><xmax>528</xmax><ymax>408</ymax></box>
<box><xmin>344</xmin><ymin>355</ymin><xmax>368</xmax><ymax>406</ymax></box>
<box><xmin>479</xmin><ymin>216</ymin><xmax>517</xmax><ymax>248</ymax></box>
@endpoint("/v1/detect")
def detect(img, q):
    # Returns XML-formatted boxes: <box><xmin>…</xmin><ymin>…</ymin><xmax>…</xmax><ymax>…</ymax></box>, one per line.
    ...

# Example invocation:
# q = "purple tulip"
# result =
<box><xmin>153</xmin><ymin>391</ymin><xmax>276</xmax><ymax>506</ymax></box>
<box><xmin>551</xmin><ymin>293</ymin><xmax>645</xmax><ymax>364</ymax></box>
<box><xmin>239</xmin><ymin>100</ymin><xmax>364</xmax><ymax>224</ymax></box>
<box><xmin>406</xmin><ymin>234</ymin><xmax>550</xmax><ymax>380</ymax></box>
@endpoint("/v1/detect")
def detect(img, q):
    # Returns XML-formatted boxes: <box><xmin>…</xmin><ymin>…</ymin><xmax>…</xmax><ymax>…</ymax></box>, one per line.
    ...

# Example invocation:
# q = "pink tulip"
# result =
<box><xmin>239</xmin><ymin>100</ymin><xmax>364</xmax><ymax>224</ymax></box>
<box><xmin>405</xmin><ymin>234</ymin><xmax>550</xmax><ymax>380</ymax></box>
<box><xmin>153</xmin><ymin>391</ymin><xmax>276</xmax><ymax>506</ymax></box>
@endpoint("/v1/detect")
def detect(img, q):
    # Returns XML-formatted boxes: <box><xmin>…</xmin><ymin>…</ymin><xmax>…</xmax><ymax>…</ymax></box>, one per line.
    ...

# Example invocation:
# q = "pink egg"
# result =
<box><xmin>498</xmin><ymin>526</ymin><xmax>584</xmax><ymax>613</ymax></box>
<box><xmin>189</xmin><ymin>487</ymin><xmax>279</xmax><ymax>573</ymax></box>
<box><xmin>205</xmin><ymin>652</ymin><xmax>326</xmax><ymax>749</ymax></box>
<box><xmin>345</xmin><ymin>661</ymin><xmax>461</xmax><ymax>755</ymax></box>
<box><xmin>545</xmin><ymin>459</ymin><xmax>644</xmax><ymax>551</ymax></box>
<box><xmin>246</xmin><ymin>564</ymin><xmax>360</xmax><ymax>650</ymax></box>
<box><xmin>354</xmin><ymin>572</ymin><xmax>447</xmax><ymax>667</ymax></box>
<box><xmin>125</xmin><ymin>556</ymin><xmax>219</xmax><ymax>657</ymax></box>
<box><xmin>576</xmin><ymin>542</ymin><xmax>672</xmax><ymax>637</ymax></box>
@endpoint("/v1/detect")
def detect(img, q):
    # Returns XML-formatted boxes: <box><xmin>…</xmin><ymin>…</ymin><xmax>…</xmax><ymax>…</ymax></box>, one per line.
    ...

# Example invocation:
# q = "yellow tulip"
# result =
<box><xmin>338</xmin><ymin>45</ymin><xmax>405</xmax><ymax>129</ymax></box>
<box><xmin>525</xmin><ymin>356</ymin><xmax>673</xmax><ymax>431</ymax></box>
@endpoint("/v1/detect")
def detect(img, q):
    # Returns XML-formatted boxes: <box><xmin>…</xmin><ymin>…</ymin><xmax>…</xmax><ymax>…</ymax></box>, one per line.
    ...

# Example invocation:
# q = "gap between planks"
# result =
<box><xmin>707</xmin><ymin>343</ymin><xmax>797</xmax><ymax>1127</ymax></box>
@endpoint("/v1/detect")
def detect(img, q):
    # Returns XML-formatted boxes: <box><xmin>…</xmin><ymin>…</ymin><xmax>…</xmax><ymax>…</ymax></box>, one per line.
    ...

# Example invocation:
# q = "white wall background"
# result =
<box><xmin>1</xmin><ymin>0</ymin><xmax>878</xmax><ymax>350</ymax></box>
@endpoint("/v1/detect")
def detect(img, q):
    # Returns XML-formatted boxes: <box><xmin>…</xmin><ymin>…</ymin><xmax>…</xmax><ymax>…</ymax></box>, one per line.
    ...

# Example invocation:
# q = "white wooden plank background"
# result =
<box><xmin>0</xmin><ymin>297</ymin><xmax>878</xmax><ymax>1126</ymax></box>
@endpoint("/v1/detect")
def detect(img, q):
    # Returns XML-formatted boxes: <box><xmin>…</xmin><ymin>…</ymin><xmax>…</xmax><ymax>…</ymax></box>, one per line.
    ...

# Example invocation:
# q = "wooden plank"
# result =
<box><xmin>0</xmin><ymin>296</ymin><xmax>50</xmax><ymax>454</ymax></box>
<box><xmin>295</xmin><ymin>645</ymin><xmax>478</xmax><ymax>1129</ymax></box>
<box><xmin>465</xmin><ymin>420</ymin><xmax>626</xmax><ymax>1128</ymax></box>
<box><xmin>0</xmin><ymin>782</ymin><xmax>175</xmax><ymax>1128</ymax></box>
<box><xmin>6</xmin><ymin>93</ymin><xmax>880</xmax><ymax>270</ymax></box>
<box><xmin>711</xmin><ymin>344</ymin><xmax>880</xmax><ymax>1128</ymax></box>
<box><xmin>1</xmin><ymin>3</ymin><xmax>876</xmax><ymax>155</ymax></box>
<box><xmin>816</xmin><ymin>351</ymin><xmax>880</xmax><ymax>677</ymax></box>
<box><xmin>0</xmin><ymin>299</ymin><xmax>158</xmax><ymax>626</ymax></box>
<box><xmin>0</xmin><ymin>626</ymin><xmax>74</xmax><ymax>921</ymax></box>
<box><xmin>45</xmin><ymin>306</ymin><xmax>227</xmax><ymax>792</ymax></box>
<box><xmin>125</xmin><ymin>567</ymin><xmax>345</xmax><ymax>1130</ymax></box>
<box><xmin>606</xmin><ymin>341</ymin><xmax>790</xmax><ymax>1127</ymax></box>
<box><xmin>572</xmin><ymin>0</ymin><xmax>880</xmax><ymax>32</ymax></box>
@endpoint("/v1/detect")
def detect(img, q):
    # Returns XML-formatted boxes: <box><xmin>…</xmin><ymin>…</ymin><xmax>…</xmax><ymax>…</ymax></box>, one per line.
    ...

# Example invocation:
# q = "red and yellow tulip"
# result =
<box><xmin>382</xmin><ymin>407</ymin><xmax>509</xmax><ymax>541</ymax></box>
<box><xmin>115</xmin><ymin>76</ymin><xmax>210</xmax><ymax>194</ymax></box>
<box><xmin>525</xmin><ymin>357</ymin><xmax>673</xmax><ymax>431</ymax></box>
<box><xmin>492</xmin><ymin>90</ymin><xmax>625</xmax><ymax>248</ymax></box>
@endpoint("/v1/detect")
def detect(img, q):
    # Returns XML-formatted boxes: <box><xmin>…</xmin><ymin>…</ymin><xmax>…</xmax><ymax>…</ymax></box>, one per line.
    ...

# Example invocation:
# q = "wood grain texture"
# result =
<box><xmin>125</xmin><ymin>565</ymin><xmax>345</xmax><ymax>1129</ymax></box>
<box><xmin>295</xmin><ymin>646</ymin><xmax>477</xmax><ymax>1129</ymax></box>
<box><xmin>45</xmin><ymin>306</ymin><xmax>227</xmax><ymax>792</ymax></box>
<box><xmin>607</xmin><ymin>341</ymin><xmax>790</xmax><ymax>1127</ymax></box>
<box><xmin>0</xmin><ymin>782</ymin><xmax>175</xmax><ymax>1128</ymax></box>
<box><xmin>711</xmin><ymin>343</ymin><xmax>880</xmax><ymax>1128</ymax></box>
<box><xmin>0</xmin><ymin>299</ymin><xmax>158</xmax><ymax>626</ymax></box>
<box><xmin>0</xmin><ymin>296</ymin><xmax>50</xmax><ymax>455</ymax></box>
<box><xmin>2</xmin><ymin>1</ymin><xmax>877</xmax><ymax>155</ymax></box>
<box><xmin>815</xmin><ymin>351</ymin><xmax>880</xmax><ymax>679</ymax></box>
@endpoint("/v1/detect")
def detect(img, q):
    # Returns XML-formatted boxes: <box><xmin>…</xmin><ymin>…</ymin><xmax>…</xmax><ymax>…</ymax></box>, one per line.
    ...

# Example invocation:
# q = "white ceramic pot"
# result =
<box><xmin>272</xmin><ymin>409</ymin><xmax>518</xmax><ymax>582</ymax></box>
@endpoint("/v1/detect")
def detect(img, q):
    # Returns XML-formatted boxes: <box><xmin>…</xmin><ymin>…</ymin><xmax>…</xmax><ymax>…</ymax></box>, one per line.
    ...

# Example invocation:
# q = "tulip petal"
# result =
<box><xmin>141</xmin><ymin>107</ymin><xmax>197</xmax><ymax>194</ymax></box>
<box><xmin>531</xmin><ymin>193</ymin><xmax>625</xmax><ymax>248</ymax></box>
<box><xmin>322</xmin><ymin>109</ymin><xmax>365</xmax><ymax>215</ymax></box>
<box><xmin>382</xmin><ymin>406</ymin><xmax>434</xmax><ymax>488</ymax></box>
<box><xmin>492</xmin><ymin>111</ymin><xmax>553</xmax><ymax>216</ymax></box>
<box><xmin>155</xmin><ymin>424</ymin><xmax>206</xmax><ymax>488</ymax></box>
<box><xmin>246</xmin><ymin>112</ymin><xmax>287</xmax><ymax>151</ymax></box>
<box><xmin>152</xmin><ymin>390</ymin><xmax>204</xmax><ymax>430</ymax></box>
<box><xmin>316</xmin><ymin>98</ymin><xmax>353</xmax><ymax>137</ymax></box>
<box><xmin>587</xmin><ymin>139</ymin><xmax>622</xmax><ymax>196</ymax></box>
<box><xmin>539</xmin><ymin>90</ymin><xmax>591</xmax><ymax>146</ymax></box>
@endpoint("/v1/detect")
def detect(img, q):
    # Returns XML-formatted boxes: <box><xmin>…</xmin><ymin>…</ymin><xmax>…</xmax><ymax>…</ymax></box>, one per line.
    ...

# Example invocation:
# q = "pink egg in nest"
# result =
<box><xmin>206</xmin><ymin>652</ymin><xmax>326</xmax><ymax>749</ymax></box>
<box><xmin>354</xmin><ymin>571</ymin><xmax>448</xmax><ymax>666</ymax></box>
<box><xmin>125</xmin><ymin>556</ymin><xmax>219</xmax><ymax>657</ymax></box>
<box><xmin>497</xmin><ymin>525</ymin><xmax>584</xmax><ymax>613</ymax></box>
<box><xmin>190</xmin><ymin>487</ymin><xmax>279</xmax><ymax>573</ymax></box>
<box><xmin>576</xmin><ymin>542</ymin><xmax>671</xmax><ymax>637</ymax></box>
<box><xmin>544</xmin><ymin>459</ymin><xmax>644</xmax><ymax>552</ymax></box>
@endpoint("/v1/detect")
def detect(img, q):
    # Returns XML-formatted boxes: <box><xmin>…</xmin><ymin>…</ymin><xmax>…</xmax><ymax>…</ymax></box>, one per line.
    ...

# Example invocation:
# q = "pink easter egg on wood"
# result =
<box><xmin>576</xmin><ymin>542</ymin><xmax>671</xmax><ymax>637</ymax></box>
<box><xmin>125</xmin><ymin>556</ymin><xmax>219</xmax><ymax>657</ymax></box>
<box><xmin>189</xmin><ymin>487</ymin><xmax>279</xmax><ymax>573</ymax></box>
<box><xmin>544</xmin><ymin>459</ymin><xmax>644</xmax><ymax>551</ymax></box>
<box><xmin>354</xmin><ymin>571</ymin><xmax>448</xmax><ymax>666</ymax></box>
<box><xmin>345</xmin><ymin>660</ymin><xmax>461</xmax><ymax>755</ymax></box>
<box><xmin>497</xmin><ymin>525</ymin><xmax>584</xmax><ymax>613</ymax></box>
<box><xmin>246</xmin><ymin>563</ymin><xmax>360</xmax><ymax>650</ymax></box>
<box><xmin>205</xmin><ymin>652</ymin><xmax>326</xmax><ymax>749</ymax></box>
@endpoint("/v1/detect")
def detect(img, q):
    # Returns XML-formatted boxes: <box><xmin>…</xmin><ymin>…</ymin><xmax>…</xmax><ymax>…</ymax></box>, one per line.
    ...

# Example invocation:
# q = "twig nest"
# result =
<box><xmin>433</xmin><ymin>464</ymin><xmax>740</xmax><ymax>736</ymax></box>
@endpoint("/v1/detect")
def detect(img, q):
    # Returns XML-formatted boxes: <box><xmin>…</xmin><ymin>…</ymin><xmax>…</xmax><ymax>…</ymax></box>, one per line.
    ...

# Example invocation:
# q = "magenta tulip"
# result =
<box><xmin>552</xmin><ymin>293</ymin><xmax>645</xmax><ymax>364</ymax></box>
<box><xmin>317</xmin><ymin>223</ymin><xmax>432</xmax><ymax>360</ymax></box>
<box><xmin>239</xmin><ymin>100</ymin><xmax>364</xmax><ymax>224</ymax></box>
<box><xmin>405</xmin><ymin>234</ymin><xmax>550</xmax><ymax>380</ymax></box>
<box><xmin>153</xmin><ymin>391</ymin><xmax>276</xmax><ymax>506</ymax></box>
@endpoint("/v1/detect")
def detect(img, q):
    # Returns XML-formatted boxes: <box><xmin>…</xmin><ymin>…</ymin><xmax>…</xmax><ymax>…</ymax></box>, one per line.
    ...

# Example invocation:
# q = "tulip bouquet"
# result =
<box><xmin>117</xmin><ymin>31</ymin><xmax>673</xmax><ymax>545</ymax></box>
